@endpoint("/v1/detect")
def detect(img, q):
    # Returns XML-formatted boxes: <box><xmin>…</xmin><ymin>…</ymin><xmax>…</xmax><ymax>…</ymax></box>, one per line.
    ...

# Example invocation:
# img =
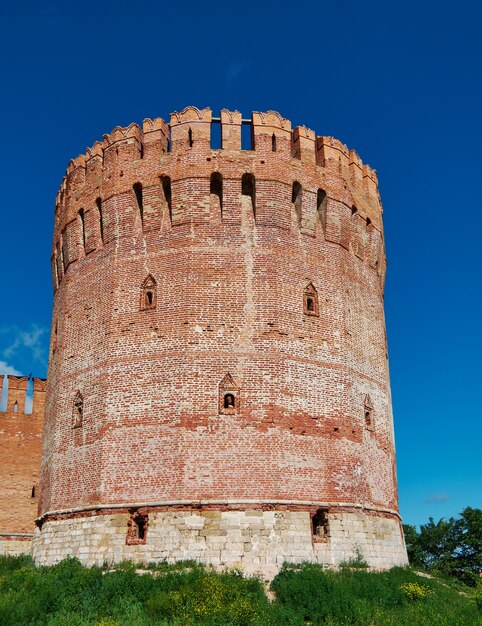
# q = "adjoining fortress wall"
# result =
<box><xmin>33</xmin><ymin>106</ymin><xmax>407</xmax><ymax>576</ymax></box>
<box><xmin>0</xmin><ymin>376</ymin><xmax>46</xmax><ymax>556</ymax></box>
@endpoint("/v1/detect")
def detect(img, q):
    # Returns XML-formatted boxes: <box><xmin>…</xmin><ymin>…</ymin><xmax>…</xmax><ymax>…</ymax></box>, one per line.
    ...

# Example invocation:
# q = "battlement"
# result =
<box><xmin>0</xmin><ymin>375</ymin><xmax>47</xmax><ymax>417</ymax></box>
<box><xmin>51</xmin><ymin>107</ymin><xmax>385</xmax><ymax>292</ymax></box>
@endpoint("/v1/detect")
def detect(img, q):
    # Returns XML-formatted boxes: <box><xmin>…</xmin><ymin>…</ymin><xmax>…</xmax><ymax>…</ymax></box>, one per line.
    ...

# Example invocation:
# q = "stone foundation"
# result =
<box><xmin>0</xmin><ymin>534</ymin><xmax>33</xmax><ymax>557</ymax></box>
<box><xmin>32</xmin><ymin>506</ymin><xmax>408</xmax><ymax>578</ymax></box>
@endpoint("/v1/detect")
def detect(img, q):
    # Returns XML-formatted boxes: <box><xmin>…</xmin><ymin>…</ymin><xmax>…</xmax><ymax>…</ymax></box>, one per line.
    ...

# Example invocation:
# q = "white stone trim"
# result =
<box><xmin>36</xmin><ymin>500</ymin><xmax>401</xmax><ymax>522</ymax></box>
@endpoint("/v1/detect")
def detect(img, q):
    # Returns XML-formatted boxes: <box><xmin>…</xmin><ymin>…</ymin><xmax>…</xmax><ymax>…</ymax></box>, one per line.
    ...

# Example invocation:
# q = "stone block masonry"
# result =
<box><xmin>31</xmin><ymin>106</ymin><xmax>408</xmax><ymax>577</ymax></box>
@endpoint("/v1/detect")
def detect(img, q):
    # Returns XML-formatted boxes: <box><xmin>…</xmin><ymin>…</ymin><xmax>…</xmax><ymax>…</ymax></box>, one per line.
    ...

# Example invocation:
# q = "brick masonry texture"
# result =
<box><xmin>30</xmin><ymin>106</ymin><xmax>407</xmax><ymax>575</ymax></box>
<box><xmin>0</xmin><ymin>376</ymin><xmax>46</xmax><ymax>551</ymax></box>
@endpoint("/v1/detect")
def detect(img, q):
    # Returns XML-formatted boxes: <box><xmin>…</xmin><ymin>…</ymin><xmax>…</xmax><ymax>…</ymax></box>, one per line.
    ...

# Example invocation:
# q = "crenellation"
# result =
<box><xmin>349</xmin><ymin>149</ymin><xmax>364</xmax><ymax>183</ymax></box>
<box><xmin>170</xmin><ymin>106</ymin><xmax>212</xmax><ymax>153</ymax></box>
<box><xmin>220</xmin><ymin>109</ymin><xmax>242</xmax><ymax>150</ymax></box>
<box><xmin>51</xmin><ymin>108</ymin><xmax>384</xmax><ymax>280</ymax></box>
<box><xmin>292</xmin><ymin>126</ymin><xmax>316</xmax><ymax>163</ymax></box>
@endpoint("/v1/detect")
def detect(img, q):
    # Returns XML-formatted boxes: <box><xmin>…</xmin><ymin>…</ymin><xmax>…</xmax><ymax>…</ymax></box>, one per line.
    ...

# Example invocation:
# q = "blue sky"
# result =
<box><xmin>0</xmin><ymin>0</ymin><xmax>480</xmax><ymax>526</ymax></box>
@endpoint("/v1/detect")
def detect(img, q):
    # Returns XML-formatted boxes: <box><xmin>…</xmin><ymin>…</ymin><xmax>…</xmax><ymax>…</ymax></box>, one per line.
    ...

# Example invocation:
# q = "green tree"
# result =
<box><xmin>403</xmin><ymin>507</ymin><xmax>482</xmax><ymax>586</ymax></box>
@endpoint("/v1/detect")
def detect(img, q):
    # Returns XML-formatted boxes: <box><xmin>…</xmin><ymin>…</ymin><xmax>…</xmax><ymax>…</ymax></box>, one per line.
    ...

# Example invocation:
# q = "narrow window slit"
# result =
<box><xmin>96</xmin><ymin>198</ymin><xmax>104</xmax><ymax>244</ymax></box>
<box><xmin>161</xmin><ymin>176</ymin><xmax>172</xmax><ymax>221</ymax></box>
<box><xmin>292</xmin><ymin>181</ymin><xmax>303</xmax><ymax>226</ymax></box>
<box><xmin>78</xmin><ymin>209</ymin><xmax>86</xmax><ymax>252</ymax></box>
<box><xmin>210</xmin><ymin>172</ymin><xmax>223</xmax><ymax>211</ymax></box>
<box><xmin>241</xmin><ymin>173</ymin><xmax>256</xmax><ymax>216</ymax></box>
<box><xmin>188</xmin><ymin>127</ymin><xmax>193</xmax><ymax>148</ymax></box>
<box><xmin>272</xmin><ymin>133</ymin><xmax>277</xmax><ymax>151</ymax></box>
<box><xmin>133</xmin><ymin>183</ymin><xmax>144</xmax><ymax>227</ymax></box>
<box><xmin>317</xmin><ymin>189</ymin><xmax>327</xmax><ymax>234</ymax></box>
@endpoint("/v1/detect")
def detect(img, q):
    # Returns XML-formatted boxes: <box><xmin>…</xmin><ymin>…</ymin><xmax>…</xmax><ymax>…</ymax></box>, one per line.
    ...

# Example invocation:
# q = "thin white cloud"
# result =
<box><xmin>425</xmin><ymin>493</ymin><xmax>449</xmax><ymax>503</ymax></box>
<box><xmin>0</xmin><ymin>360</ymin><xmax>22</xmax><ymax>376</ymax></box>
<box><xmin>1</xmin><ymin>324</ymin><xmax>48</xmax><ymax>367</ymax></box>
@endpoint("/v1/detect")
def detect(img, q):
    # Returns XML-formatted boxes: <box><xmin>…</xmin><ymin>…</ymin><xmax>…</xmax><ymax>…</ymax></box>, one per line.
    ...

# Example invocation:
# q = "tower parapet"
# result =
<box><xmin>51</xmin><ymin>107</ymin><xmax>386</xmax><ymax>293</ymax></box>
<box><xmin>35</xmin><ymin>107</ymin><xmax>406</xmax><ymax>577</ymax></box>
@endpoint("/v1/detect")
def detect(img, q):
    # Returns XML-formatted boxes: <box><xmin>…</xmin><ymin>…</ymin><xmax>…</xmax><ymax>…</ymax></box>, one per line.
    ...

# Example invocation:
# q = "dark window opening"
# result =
<box><xmin>126</xmin><ymin>511</ymin><xmax>148</xmax><ymax>544</ymax></box>
<box><xmin>241</xmin><ymin>172</ymin><xmax>256</xmax><ymax>215</ymax></box>
<box><xmin>161</xmin><ymin>176</ymin><xmax>172</xmax><ymax>220</ymax></box>
<box><xmin>133</xmin><ymin>183</ymin><xmax>144</xmax><ymax>226</ymax></box>
<box><xmin>224</xmin><ymin>393</ymin><xmax>235</xmax><ymax>409</ymax></box>
<box><xmin>312</xmin><ymin>508</ymin><xmax>329</xmax><ymax>540</ymax></box>
<box><xmin>13</xmin><ymin>401</ymin><xmax>18</xmax><ymax>413</ymax></box>
<box><xmin>210</xmin><ymin>172</ymin><xmax>223</xmax><ymax>209</ymax></box>
<box><xmin>140</xmin><ymin>142</ymin><xmax>144</xmax><ymax>159</ymax></box>
<box><xmin>96</xmin><ymin>198</ymin><xmax>104</xmax><ymax>243</ymax></box>
<box><xmin>306</xmin><ymin>297</ymin><xmax>314</xmax><ymax>312</ymax></box>
<box><xmin>188</xmin><ymin>127</ymin><xmax>193</xmax><ymax>148</ymax></box>
<box><xmin>31</xmin><ymin>486</ymin><xmax>37</xmax><ymax>498</ymax></box>
<box><xmin>146</xmin><ymin>291</ymin><xmax>153</xmax><ymax>306</ymax></box>
<box><xmin>351</xmin><ymin>205</ymin><xmax>358</xmax><ymax>216</ymax></box>
<box><xmin>78</xmin><ymin>209</ymin><xmax>86</xmax><ymax>251</ymax></box>
<box><xmin>292</xmin><ymin>181</ymin><xmax>303</xmax><ymax>225</ymax></box>
<box><xmin>366</xmin><ymin>217</ymin><xmax>372</xmax><ymax>226</ymax></box>
<box><xmin>135</xmin><ymin>516</ymin><xmax>146</xmax><ymax>540</ymax></box>
<box><xmin>365</xmin><ymin>410</ymin><xmax>372</xmax><ymax>426</ymax></box>
<box><xmin>317</xmin><ymin>189</ymin><xmax>327</xmax><ymax>233</ymax></box>
<box><xmin>272</xmin><ymin>133</ymin><xmax>277</xmax><ymax>152</ymax></box>
<box><xmin>219</xmin><ymin>373</ymin><xmax>240</xmax><ymax>414</ymax></box>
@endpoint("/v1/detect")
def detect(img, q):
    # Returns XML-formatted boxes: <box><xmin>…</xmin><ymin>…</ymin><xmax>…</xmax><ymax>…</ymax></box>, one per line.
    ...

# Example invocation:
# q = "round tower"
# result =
<box><xmin>33</xmin><ymin>107</ymin><xmax>408</xmax><ymax>576</ymax></box>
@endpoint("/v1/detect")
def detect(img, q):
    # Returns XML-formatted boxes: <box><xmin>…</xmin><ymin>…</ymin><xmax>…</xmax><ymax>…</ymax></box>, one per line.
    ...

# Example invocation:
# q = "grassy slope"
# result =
<box><xmin>0</xmin><ymin>556</ymin><xmax>479</xmax><ymax>625</ymax></box>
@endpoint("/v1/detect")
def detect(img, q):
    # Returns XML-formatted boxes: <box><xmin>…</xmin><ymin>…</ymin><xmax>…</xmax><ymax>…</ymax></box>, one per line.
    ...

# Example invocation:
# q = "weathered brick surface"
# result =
<box><xmin>0</xmin><ymin>377</ymin><xmax>46</xmax><ymax>536</ymax></box>
<box><xmin>33</xmin><ymin>106</ymin><xmax>407</xmax><ymax>573</ymax></box>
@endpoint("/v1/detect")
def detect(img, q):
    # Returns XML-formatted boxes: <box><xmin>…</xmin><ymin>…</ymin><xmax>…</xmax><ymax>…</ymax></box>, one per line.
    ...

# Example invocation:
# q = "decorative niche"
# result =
<box><xmin>364</xmin><ymin>394</ymin><xmax>374</xmax><ymax>431</ymax></box>
<box><xmin>303</xmin><ymin>282</ymin><xmax>319</xmax><ymax>317</ymax></box>
<box><xmin>140</xmin><ymin>274</ymin><xmax>157</xmax><ymax>311</ymax></box>
<box><xmin>72</xmin><ymin>391</ymin><xmax>83</xmax><ymax>428</ymax></box>
<box><xmin>219</xmin><ymin>373</ymin><xmax>240</xmax><ymax>415</ymax></box>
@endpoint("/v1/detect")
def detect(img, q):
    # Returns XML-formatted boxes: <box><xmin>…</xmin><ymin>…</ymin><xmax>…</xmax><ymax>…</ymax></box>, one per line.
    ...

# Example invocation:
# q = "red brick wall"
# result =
<box><xmin>39</xmin><ymin>107</ymin><xmax>398</xmax><ymax>519</ymax></box>
<box><xmin>0</xmin><ymin>377</ymin><xmax>46</xmax><ymax>533</ymax></box>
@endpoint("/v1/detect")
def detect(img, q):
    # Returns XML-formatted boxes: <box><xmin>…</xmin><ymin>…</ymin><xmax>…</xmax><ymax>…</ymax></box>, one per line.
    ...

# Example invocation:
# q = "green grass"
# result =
<box><xmin>0</xmin><ymin>555</ymin><xmax>479</xmax><ymax>625</ymax></box>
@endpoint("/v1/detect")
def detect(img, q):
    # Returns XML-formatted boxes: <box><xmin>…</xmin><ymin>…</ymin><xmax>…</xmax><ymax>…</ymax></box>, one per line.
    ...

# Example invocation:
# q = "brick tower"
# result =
<box><xmin>32</xmin><ymin>107</ymin><xmax>408</xmax><ymax>576</ymax></box>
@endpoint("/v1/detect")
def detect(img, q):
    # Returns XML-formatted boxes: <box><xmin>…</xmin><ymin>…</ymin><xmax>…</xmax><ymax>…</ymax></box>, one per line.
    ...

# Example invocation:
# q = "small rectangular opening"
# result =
<box><xmin>211</xmin><ymin>120</ymin><xmax>222</xmax><ymax>149</ymax></box>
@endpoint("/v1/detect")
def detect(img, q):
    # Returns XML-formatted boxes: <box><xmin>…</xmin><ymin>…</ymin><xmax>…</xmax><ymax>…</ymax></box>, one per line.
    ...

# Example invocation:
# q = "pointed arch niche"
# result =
<box><xmin>303</xmin><ymin>282</ymin><xmax>319</xmax><ymax>317</ymax></box>
<box><xmin>364</xmin><ymin>394</ymin><xmax>374</xmax><ymax>431</ymax></box>
<box><xmin>72</xmin><ymin>391</ymin><xmax>83</xmax><ymax>428</ymax></box>
<box><xmin>140</xmin><ymin>274</ymin><xmax>157</xmax><ymax>311</ymax></box>
<box><xmin>219</xmin><ymin>373</ymin><xmax>240</xmax><ymax>415</ymax></box>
